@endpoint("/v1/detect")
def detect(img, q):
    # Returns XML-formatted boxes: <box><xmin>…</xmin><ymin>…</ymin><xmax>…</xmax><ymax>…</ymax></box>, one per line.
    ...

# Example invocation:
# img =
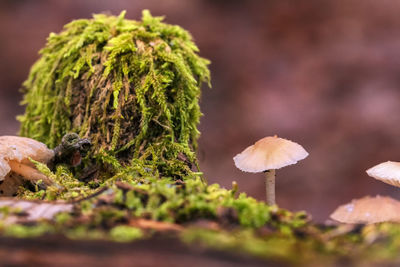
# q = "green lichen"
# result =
<box><xmin>19</xmin><ymin>10</ymin><xmax>210</xmax><ymax>179</ymax></box>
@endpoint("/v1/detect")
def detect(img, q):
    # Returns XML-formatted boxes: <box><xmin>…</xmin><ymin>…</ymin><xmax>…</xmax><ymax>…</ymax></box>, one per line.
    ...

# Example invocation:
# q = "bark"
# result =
<box><xmin>0</xmin><ymin>236</ymin><xmax>278</xmax><ymax>267</ymax></box>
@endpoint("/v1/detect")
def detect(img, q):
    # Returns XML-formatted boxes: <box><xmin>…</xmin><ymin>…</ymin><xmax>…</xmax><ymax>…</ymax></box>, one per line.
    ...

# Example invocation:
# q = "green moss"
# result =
<box><xmin>107</xmin><ymin>177</ymin><xmax>308</xmax><ymax>228</ymax></box>
<box><xmin>181</xmin><ymin>228</ymin><xmax>305</xmax><ymax>263</ymax></box>
<box><xmin>64</xmin><ymin>226</ymin><xmax>106</xmax><ymax>240</ymax></box>
<box><xmin>110</xmin><ymin>226</ymin><xmax>143</xmax><ymax>242</ymax></box>
<box><xmin>19</xmin><ymin>10</ymin><xmax>210</xmax><ymax>179</ymax></box>
<box><xmin>3</xmin><ymin>211</ymin><xmax>400</xmax><ymax>265</ymax></box>
<box><xmin>179</xmin><ymin>223</ymin><xmax>400</xmax><ymax>264</ymax></box>
<box><xmin>4</xmin><ymin>193</ymin><xmax>400</xmax><ymax>264</ymax></box>
<box><xmin>3</xmin><ymin>224</ymin><xmax>54</xmax><ymax>238</ymax></box>
<box><xmin>19</xmin><ymin>165</ymin><xmax>309</xmax><ymax>231</ymax></box>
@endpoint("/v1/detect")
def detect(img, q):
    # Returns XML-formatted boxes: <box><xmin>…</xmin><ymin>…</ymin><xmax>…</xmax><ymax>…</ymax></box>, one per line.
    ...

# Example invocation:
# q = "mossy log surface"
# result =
<box><xmin>0</xmin><ymin>236</ymin><xmax>273</xmax><ymax>267</ymax></box>
<box><xmin>1</xmin><ymin>191</ymin><xmax>400</xmax><ymax>266</ymax></box>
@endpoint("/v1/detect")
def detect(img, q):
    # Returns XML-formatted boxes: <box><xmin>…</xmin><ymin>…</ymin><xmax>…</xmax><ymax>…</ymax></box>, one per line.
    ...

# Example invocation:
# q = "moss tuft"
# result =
<box><xmin>110</xmin><ymin>226</ymin><xmax>143</xmax><ymax>242</ymax></box>
<box><xmin>19</xmin><ymin>10</ymin><xmax>210</xmax><ymax>179</ymax></box>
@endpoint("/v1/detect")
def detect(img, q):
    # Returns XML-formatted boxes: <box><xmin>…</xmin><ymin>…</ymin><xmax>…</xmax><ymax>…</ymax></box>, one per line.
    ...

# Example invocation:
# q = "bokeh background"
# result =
<box><xmin>1</xmin><ymin>0</ymin><xmax>400</xmax><ymax>222</ymax></box>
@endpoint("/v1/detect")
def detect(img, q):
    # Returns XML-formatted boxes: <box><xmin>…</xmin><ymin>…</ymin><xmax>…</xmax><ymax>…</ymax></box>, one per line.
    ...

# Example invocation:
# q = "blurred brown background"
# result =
<box><xmin>1</xmin><ymin>0</ymin><xmax>400</xmax><ymax>222</ymax></box>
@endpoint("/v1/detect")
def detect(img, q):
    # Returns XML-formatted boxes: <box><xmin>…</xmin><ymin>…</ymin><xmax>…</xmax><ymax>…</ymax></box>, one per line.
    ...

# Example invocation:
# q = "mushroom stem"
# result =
<box><xmin>8</xmin><ymin>160</ymin><xmax>53</xmax><ymax>185</ymax></box>
<box><xmin>265</xmin><ymin>169</ymin><xmax>276</xmax><ymax>205</ymax></box>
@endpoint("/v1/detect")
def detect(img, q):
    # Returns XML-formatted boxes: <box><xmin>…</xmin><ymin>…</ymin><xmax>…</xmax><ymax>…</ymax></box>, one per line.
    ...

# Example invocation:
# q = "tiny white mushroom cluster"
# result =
<box><xmin>330</xmin><ymin>160</ymin><xmax>400</xmax><ymax>224</ymax></box>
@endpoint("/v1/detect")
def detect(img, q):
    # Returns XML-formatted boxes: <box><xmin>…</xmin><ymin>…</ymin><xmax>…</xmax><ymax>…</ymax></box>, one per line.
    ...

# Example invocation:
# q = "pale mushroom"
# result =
<box><xmin>366</xmin><ymin>161</ymin><xmax>400</xmax><ymax>187</ymax></box>
<box><xmin>0</xmin><ymin>134</ymin><xmax>91</xmax><ymax>196</ymax></box>
<box><xmin>0</xmin><ymin>136</ymin><xmax>55</xmax><ymax>185</ymax></box>
<box><xmin>330</xmin><ymin>195</ymin><xmax>400</xmax><ymax>224</ymax></box>
<box><xmin>233</xmin><ymin>135</ymin><xmax>308</xmax><ymax>205</ymax></box>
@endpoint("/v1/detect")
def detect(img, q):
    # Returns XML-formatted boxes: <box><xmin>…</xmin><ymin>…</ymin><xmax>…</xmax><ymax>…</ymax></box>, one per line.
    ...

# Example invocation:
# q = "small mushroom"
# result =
<box><xmin>330</xmin><ymin>195</ymin><xmax>400</xmax><ymax>224</ymax></box>
<box><xmin>366</xmin><ymin>161</ymin><xmax>400</xmax><ymax>187</ymax></box>
<box><xmin>0</xmin><ymin>136</ymin><xmax>55</xmax><ymax>185</ymax></box>
<box><xmin>233</xmin><ymin>135</ymin><xmax>308</xmax><ymax>205</ymax></box>
<box><xmin>0</xmin><ymin>134</ymin><xmax>91</xmax><ymax>196</ymax></box>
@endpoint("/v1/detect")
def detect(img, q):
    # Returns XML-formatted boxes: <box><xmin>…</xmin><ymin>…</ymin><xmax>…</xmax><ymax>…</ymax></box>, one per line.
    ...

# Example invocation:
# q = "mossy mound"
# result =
<box><xmin>19</xmin><ymin>10</ymin><xmax>210</xmax><ymax>178</ymax></box>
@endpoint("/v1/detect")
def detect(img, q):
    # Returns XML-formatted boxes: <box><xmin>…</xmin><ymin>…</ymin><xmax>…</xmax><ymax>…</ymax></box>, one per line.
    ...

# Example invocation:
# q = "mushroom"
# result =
<box><xmin>0</xmin><ymin>134</ymin><xmax>91</xmax><ymax>196</ymax></box>
<box><xmin>330</xmin><ymin>195</ymin><xmax>400</xmax><ymax>224</ymax></box>
<box><xmin>0</xmin><ymin>136</ymin><xmax>55</xmax><ymax>185</ymax></box>
<box><xmin>366</xmin><ymin>161</ymin><xmax>400</xmax><ymax>187</ymax></box>
<box><xmin>233</xmin><ymin>135</ymin><xmax>308</xmax><ymax>205</ymax></box>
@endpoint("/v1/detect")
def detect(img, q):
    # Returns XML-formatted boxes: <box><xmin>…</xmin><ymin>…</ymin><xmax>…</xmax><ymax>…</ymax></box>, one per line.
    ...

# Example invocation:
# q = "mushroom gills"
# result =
<box><xmin>233</xmin><ymin>136</ymin><xmax>308</xmax><ymax>205</ymax></box>
<box><xmin>8</xmin><ymin>160</ymin><xmax>53</xmax><ymax>185</ymax></box>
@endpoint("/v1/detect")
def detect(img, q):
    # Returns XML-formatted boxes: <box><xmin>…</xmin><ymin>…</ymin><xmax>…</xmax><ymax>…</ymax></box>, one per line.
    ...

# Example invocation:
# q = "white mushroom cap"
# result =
<box><xmin>233</xmin><ymin>136</ymin><xmax>309</xmax><ymax>173</ymax></box>
<box><xmin>0</xmin><ymin>136</ymin><xmax>54</xmax><ymax>180</ymax></box>
<box><xmin>330</xmin><ymin>195</ymin><xmax>400</xmax><ymax>224</ymax></box>
<box><xmin>366</xmin><ymin>161</ymin><xmax>400</xmax><ymax>188</ymax></box>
